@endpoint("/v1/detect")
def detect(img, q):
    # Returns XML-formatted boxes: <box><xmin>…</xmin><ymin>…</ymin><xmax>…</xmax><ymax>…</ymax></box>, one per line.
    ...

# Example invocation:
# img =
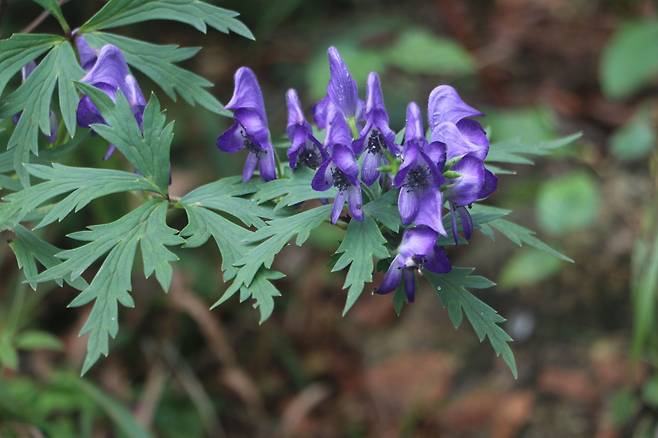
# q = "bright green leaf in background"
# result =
<box><xmin>500</xmin><ymin>249</ymin><xmax>562</xmax><ymax>288</ymax></box>
<box><xmin>536</xmin><ymin>171</ymin><xmax>601</xmax><ymax>236</ymax></box>
<box><xmin>601</xmin><ymin>21</ymin><xmax>658</xmax><ymax>98</ymax></box>
<box><xmin>611</xmin><ymin>107</ymin><xmax>656</xmax><ymax>161</ymax></box>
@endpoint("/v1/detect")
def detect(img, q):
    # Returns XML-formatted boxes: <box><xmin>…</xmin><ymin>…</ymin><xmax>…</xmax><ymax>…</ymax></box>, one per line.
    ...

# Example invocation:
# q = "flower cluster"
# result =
<box><xmin>216</xmin><ymin>47</ymin><xmax>497</xmax><ymax>302</ymax></box>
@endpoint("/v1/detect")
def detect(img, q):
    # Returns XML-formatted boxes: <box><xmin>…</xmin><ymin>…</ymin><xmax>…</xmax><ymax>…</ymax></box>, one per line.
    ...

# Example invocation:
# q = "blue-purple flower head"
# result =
<box><xmin>353</xmin><ymin>72</ymin><xmax>399</xmax><ymax>186</ymax></box>
<box><xmin>311</xmin><ymin>111</ymin><xmax>363</xmax><ymax>224</ymax></box>
<box><xmin>75</xmin><ymin>38</ymin><xmax>146</xmax><ymax>159</ymax></box>
<box><xmin>427</xmin><ymin>85</ymin><xmax>497</xmax><ymax>242</ymax></box>
<box><xmin>376</xmin><ymin>226</ymin><xmax>451</xmax><ymax>302</ymax></box>
<box><xmin>286</xmin><ymin>89</ymin><xmax>326</xmax><ymax>169</ymax></box>
<box><xmin>394</xmin><ymin>102</ymin><xmax>447</xmax><ymax>235</ymax></box>
<box><xmin>217</xmin><ymin>67</ymin><xmax>276</xmax><ymax>182</ymax></box>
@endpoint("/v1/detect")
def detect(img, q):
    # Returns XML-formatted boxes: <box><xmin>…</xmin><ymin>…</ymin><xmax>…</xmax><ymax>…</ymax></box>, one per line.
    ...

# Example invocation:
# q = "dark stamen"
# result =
<box><xmin>299</xmin><ymin>145</ymin><xmax>322</xmax><ymax>168</ymax></box>
<box><xmin>331</xmin><ymin>167</ymin><xmax>351</xmax><ymax>191</ymax></box>
<box><xmin>403</xmin><ymin>166</ymin><xmax>430</xmax><ymax>192</ymax></box>
<box><xmin>367</xmin><ymin>129</ymin><xmax>385</xmax><ymax>154</ymax></box>
<box><xmin>239</xmin><ymin>126</ymin><xmax>264</xmax><ymax>156</ymax></box>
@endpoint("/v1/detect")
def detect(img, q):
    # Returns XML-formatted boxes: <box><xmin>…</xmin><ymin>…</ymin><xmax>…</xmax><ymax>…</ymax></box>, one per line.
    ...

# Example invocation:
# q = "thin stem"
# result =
<box><xmin>21</xmin><ymin>0</ymin><xmax>71</xmax><ymax>34</ymax></box>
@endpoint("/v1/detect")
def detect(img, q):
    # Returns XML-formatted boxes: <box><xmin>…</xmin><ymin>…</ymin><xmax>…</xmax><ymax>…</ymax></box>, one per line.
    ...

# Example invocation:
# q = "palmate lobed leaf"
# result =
<box><xmin>486</xmin><ymin>132</ymin><xmax>582</xmax><ymax>173</ymax></box>
<box><xmin>33</xmin><ymin>200</ymin><xmax>184</xmax><ymax>374</ymax></box>
<box><xmin>0</xmin><ymin>163</ymin><xmax>160</xmax><ymax>231</ymax></box>
<box><xmin>0</xmin><ymin>34</ymin><xmax>61</xmax><ymax>98</ymax></box>
<box><xmin>31</xmin><ymin>0</ymin><xmax>70</xmax><ymax>32</ymax></box>
<box><xmin>333</xmin><ymin>216</ymin><xmax>389</xmax><ymax>315</ymax></box>
<box><xmin>253</xmin><ymin>167</ymin><xmax>337</xmax><ymax>209</ymax></box>
<box><xmin>79</xmin><ymin>0</ymin><xmax>254</xmax><ymax>40</ymax></box>
<box><xmin>426</xmin><ymin>268</ymin><xmax>518</xmax><ymax>378</ymax></box>
<box><xmin>82</xmin><ymin>32</ymin><xmax>225</xmax><ymax>114</ymax></box>
<box><xmin>0</xmin><ymin>40</ymin><xmax>84</xmax><ymax>186</ymax></box>
<box><xmin>78</xmin><ymin>83</ymin><xmax>173</xmax><ymax>192</ymax></box>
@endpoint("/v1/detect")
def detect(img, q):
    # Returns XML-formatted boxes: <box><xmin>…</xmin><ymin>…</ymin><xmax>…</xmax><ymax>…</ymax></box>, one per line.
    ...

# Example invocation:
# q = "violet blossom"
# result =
<box><xmin>286</xmin><ymin>89</ymin><xmax>325</xmax><ymax>169</ymax></box>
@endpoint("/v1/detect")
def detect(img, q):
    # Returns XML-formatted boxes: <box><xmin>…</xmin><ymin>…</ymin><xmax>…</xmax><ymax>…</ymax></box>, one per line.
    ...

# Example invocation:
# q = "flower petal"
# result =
<box><xmin>21</xmin><ymin>61</ymin><xmax>37</xmax><ymax>81</ymax></box>
<box><xmin>216</xmin><ymin>121</ymin><xmax>245</xmax><ymax>152</ymax></box>
<box><xmin>287</xmin><ymin>126</ymin><xmax>307</xmax><ymax>168</ymax></box>
<box><xmin>123</xmin><ymin>74</ymin><xmax>146</xmax><ymax>108</ymax></box>
<box><xmin>425</xmin><ymin>246</ymin><xmax>452</xmax><ymax>274</ymax></box>
<box><xmin>428</xmin><ymin>85</ymin><xmax>482</xmax><ymax>128</ymax></box>
<box><xmin>75</xmin><ymin>35</ymin><xmax>97</xmax><ymax>70</ymax></box>
<box><xmin>376</xmin><ymin>256</ymin><xmax>403</xmax><ymax>295</ymax></box>
<box><xmin>448</xmin><ymin>155</ymin><xmax>485</xmax><ymax>206</ymax></box>
<box><xmin>225</xmin><ymin>67</ymin><xmax>267</xmax><ymax>122</ymax></box>
<box><xmin>312</xmin><ymin>95</ymin><xmax>331</xmax><ymax>129</ymax></box>
<box><xmin>457</xmin><ymin>119</ymin><xmax>488</xmax><ymax>160</ymax></box>
<box><xmin>457</xmin><ymin>206</ymin><xmax>473</xmax><ymax>240</ymax></box>
<box><xmin>327</xmin><ymin>46</ymin><xmax>359</xmax><ymax>117</ymax></box>
<box><xmin>258</xmin><ymin>146</ymin><xmax>277</xmax><ymax>181</ymax></box>
<box><xmin>431</xmin><ymin>121</ymin><xmax>484</xmax><ymax>161</ymax></box>
<box><xmin>325</xmin><ymin>109</ymin><xmax>353</xmax><ymax>150</ymax></box>
<box><xmin>399</xmin><ymin>226</ymin><xmax>437</xmax><ymax>258</ymax></box>
<box><xmin>403</xmin><ymin>269</ymin><xmax>416</xmax><ymax>302</ymax></box>
<box><xmin>394</xmin><ymin>144</ymin><xmax>419</xmax><ymax>187</ymax></box>
<box><xmin>478</xmin><ymin>169</ymin><xmax>498</xmax><ymax>200</ymax></box>
<box><xmin>286</xmin><ymin>88</ymin><xmax>306</xmax><ymax>130</ymax></box>
<box><xmin>76</xmin><ymin>95</ymin><xmax>104</xmax><ymax>128</ymax></box>
<box><xmin>361</xmin><ymin>151</ymin><xmax>381</xmax><ymax>186</ymax></box>
<box><xmin>347</xmin><ymin>185</ymin><xmax>364</xmax><ymax>221</ymax></box>
<box><xmin>404</xmin><ymin>102</ymin><xmax>425</xmax><ymax>144</ymax></box>
<box><xmin>332</xmin><ymin>143</ymin><xmax>359</xmax><ymax>184</ymax></box>
<box><xmin>311</xmin><ymin>160</ymin><xmax>333</xmax><ymax>191</ymax></box>
<box><xmin>398</xmin><ymin>188</ymin><xmax>420</xmax><ymax>225</ymax></box>
<box><xmin>414</xmin><ymin>189</ymin><xmax>447</xmax><ymax>235</ymax></box>
<box><xmin>365</xmin><ymin>72</ymin><xmax>386</xmax><ymax>116</ymax></box>
<box><xmin>81</xmin><ymin>44</ymin><xmax>130</xmax><ymax>90</ymax></box>
<box><xmin>331</xmin><ymin>191</ymin><xmax>346</xmax><ymax>224</ymax></box>
<box><xmin>242</xmin><ymin>152</ymin><xmax>259</xmax><ymax>182</ymax></box>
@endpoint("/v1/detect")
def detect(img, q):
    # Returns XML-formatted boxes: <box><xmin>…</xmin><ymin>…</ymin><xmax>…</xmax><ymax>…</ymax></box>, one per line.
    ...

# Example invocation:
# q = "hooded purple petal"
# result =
<box><xmin>325</xmin><ymin>110</ymin><xmax>353</xmax><ymax>150</ymax></box>
<box><xmin>312</xmin><ymin>95</ymin><xmax>331</xmax><ymax>129</ymax></box>
<box><xmin>75</xmin><ymin>35</ymin><xmax>98</xmax><ymax>70</ymax></box>
<box><xmin>225</xmin><ymin>67</ymin><xmax>267</xmax><ymax>120</ymax></box>
<box><xmin>332</xmin><ymin>143</ymin><xmax>359</xmax><ymax>184</ymax></box>
<box><xmin>376</xmin><ymin>255</ymin><xmax>404</xmax><ymax>295</ymax></box>
<box><xmin>346</xmin><ymin>185</ymin><xmax>364</xmax><ymax>221</ymax></box>
<box><xmin>217</xmin><ymin>121</ymin><xmax>245</xmax><ymax>152</ymax></box>
<box><xmin>327</xmin><ymin>47</ymin><xmax>359</xmax><ymax>118</ymax></box>
<box><xmin>399</xmin><ymin>226</ymin><xmax>437</xmax><ymax>258</ymax></box>
<box><xmin>81</xmin><ymin>45</ymin><xmax>130</xmax><ymax>90</ymax></box>
<box><xmin>286</xmin><ymin>89</ymin><xmax>306</xmax><ymax>134</ymax></box>
<box><xmin>447</xmin><ymin>155</ymin><xmax>486</xmax><ymax>206</ymax></box>
<box><xmin>415</xmin><ymin>189</ymin><xmax>447</xmax><ymax>235</ymax></box>
<box><xmin>331</xmin><ymin>191</ymin><xmax>346</xmax><ymax>224</ymax></box>
<box><xmin>479</xmin><ymin>169</ymin><xmax>498</xmax><ymax>200</ymax></box>
<box><xmin>427</xmin><ymin>85</ymin><xmax>483</xmax><ymax>128</ymax></box>
<box><xmin>404</xmin><ymin>102</ymin><xmax>425</xmax><ymax>144</ymax></box>
<box><xmin>311</xmin><ymin>159</ymin><xmax>333</xmax><ymax>191</ymax></box>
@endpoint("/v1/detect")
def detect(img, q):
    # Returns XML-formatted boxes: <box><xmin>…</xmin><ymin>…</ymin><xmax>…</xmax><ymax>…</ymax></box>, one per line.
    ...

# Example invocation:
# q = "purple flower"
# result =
<box><xmin>428</xmin><ymin>85</ymin><xmax>488</xmax><ymax>161</ymax></box>
<box><xmin>311</xmin><ymin>112</ymin><xmax>364</xmax><ymax>224</ymax></box>
<box><xmin>427</xmin><ymin>85</ymin><xmax>497</xmax><ymax>242</ymax></box>
<box><xmin>353</xmin><ymin>72</ymin><xmax>399</xmax><ymax>185</ymax></box>
<box><xmin>217</xmin><ymin>67</ymin><xmax>277</xmax><ymax>182</ymax></box>
<box><xmin>376</xmin><ymin>226</ymin><xmax>451</xmax><ymax>302</ymax></box>
<box><xmin>76</xmin><ymin>42</ymin><xmax>146</xmax><ymax>159</ymax></box>
<box><xmin>312</xmin><ymin>47</ymin><xmax>364</xmax><ymax>130</ymax></box>
<box><xmin>394</xmin><ymin>102</ymin><xmax>447</xmax><ymax>235</ymax></box>
<box><xmin>75</xmin><ymin>34</ymin><xmax>97</xmax><ymax>70</ymax></box>
<box><xmin>13</xmin><ymin>61</ymin><xmax>57</xmax><ymax>144</ymax></box>
<box><xmin>286</xmin><ymin>89</ymin><xmax>326</xmax><ymax>169</ymax></box>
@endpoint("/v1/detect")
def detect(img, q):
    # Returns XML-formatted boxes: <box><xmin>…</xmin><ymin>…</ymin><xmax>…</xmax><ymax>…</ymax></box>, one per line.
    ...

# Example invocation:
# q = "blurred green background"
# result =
<box><xmin>1</xmin><ymin>0</ymin><xmax>658</xmax><ymax>436</ymax></box>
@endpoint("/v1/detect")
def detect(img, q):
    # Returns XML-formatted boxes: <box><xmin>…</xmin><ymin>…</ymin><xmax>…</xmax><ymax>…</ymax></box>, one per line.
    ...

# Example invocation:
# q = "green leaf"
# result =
<box><xmin>216</xmin><ymin>205</ymin><xmax>332</xmax><ymax>311</ymax></box>
<box><xmin>0</xmin><ymin>164</ymin><xmax>161</xmax><ymax>230</ymax></box>
<box><xmin>611</xmin><ymin>108</ymin><xmax>656</xmax><ymax>161</ymax></box>
<box><xmin>0</xmin><ymin>41</ymin><xmax>84</xmax><ymax>185</ymax></box>
<box><xmin>33</xmin><ymin>200</ymin><xmax>183</xmax><ymax>374</ymax></box>
<box><xmin>362</xmin><ymin>189</ymin><xmax>400</xmax><ymax>232</ymax></box>
<box><xmin>180</xmin><ymin>204</ymin><xmax>253</xmax><ymax>281</ymax></box>
<box><xmin>0</xmin><ymin>34</ymin><xmax>60</xmax><ymax>98</ymax></box>
<box><xmin>601</xmin><ymin>21</ymin><xmax>658</xmax><ymax>98</ymax></box>
<box><xmin>253</xmin><ymin>167</ymin><xmax>336</xmax><ymax>209</ymax></box>
<box><xmin>80</xmin><ymin>0</ymin><xmax>254</xmax><ymax>39</ymax></box>
<box><xmin>32</xmin><ymin>0</ymin><xmax>70</xmax><ymax>32</ymax></box>
<box><xmin>83</xmin><ymin>32</ymin><xmax>224</xmax><ymax>114</ymax></box>
<box><xmin>478</xmin><ymin>217</ymin><xmax>573</xmax><ymax>263</ymax></box>
<box><xmin>15</xmin><ymin>330</ymin><xmax>63</xmax><ymax>351</ymax></box>
<box><xmin>426</xmin><ymin>268</ymin><xmax>517</xmax><ymax>378</ymax></box>
<box><xmin>384</xmin><ymin>28</ymin><xmax>475</xmax><ymax>75</ymax></box>
<box><xmin>486</xmin><ymin>132</ymin><xmax>581</xmax><ymax>169</ymax></box>
<box><xmin>238</xmin><ymin>270</ymin><xmax>285</xmax><ymax>324</ymax></box>
<box><xmin>9</xmin><ymin>225</ymin><xmax>87</xmax><ymax>290</ymax></box>
<box><xmin>78</xmin><ymin>84</ymin><xmax>173</xmax><ymax>192</ymax></box>
<box><xmin>332</xmin><ymin>216</ymin><xmax>389</xmax><ymax>315</ymax></box>
<box><xmin>500</xmin><ymin>249</ymin><xmax>562</xmax><ymax>288</ymax></box>
<box><xmin>182</xmin><ymin>176</ymin><xmax>273</xmax><ymax>228</ymax></box>
<box><xmin>631</xmin><ymin>231</ymin><xmax>658</xmax><ymax>356</ymax></box>
<box><xmin>536</xmin><ymin>171</ymin><xmax>600</xmax><ymax>236</ymax></box>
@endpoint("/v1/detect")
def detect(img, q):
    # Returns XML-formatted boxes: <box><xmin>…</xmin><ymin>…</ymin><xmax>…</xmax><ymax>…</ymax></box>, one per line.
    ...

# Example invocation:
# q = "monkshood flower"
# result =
<box><xmin>74</xmin><ymin>33</ymin><xmax>97</xmax><ymax>70</ymax></box>
<box><xmin>76</xmin><ymin>40</ymin><xmax>146</xmax><ymax>159</ymax></box>
<box><xmin>312</xmin><ymin>47</ymin><xmax>364</xmax><ymax>131</ymax></box>
<box><xmin>353</xmin><ymin>72</ymin><xmax>399</xmax><ymax>186</ymax></box>
<box><xmin>286</xmin><ymin>89</ymin><xmax>326</xmax><ymax>169</ymax></box>
<box><xmin>376</xmin><ymin>226</ymin><xmax>451</xmax><ymax>302</ymax></box>
<box><xmin>13</xmin><ymin>61</ymin><xmax>57</xmax><ymax>144</ymax></box>
<box><xmin>394</xmin><ymin>102</ymin><xmax>447</xmax><ymax>235</ymax></box>
<box><xmin>217</xmin><ymin>67</ymin><xmax>277</xmax><ymax>181</ymax></box>
<box><xmin>311</xmin><ymin>112</ymin><xmax>363</xmax><ymax>224</ymax></box>
<box><xmin>427</xmin><ymin>85</ymin><xmax>497</xmax><ymax>242</ymax></box>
